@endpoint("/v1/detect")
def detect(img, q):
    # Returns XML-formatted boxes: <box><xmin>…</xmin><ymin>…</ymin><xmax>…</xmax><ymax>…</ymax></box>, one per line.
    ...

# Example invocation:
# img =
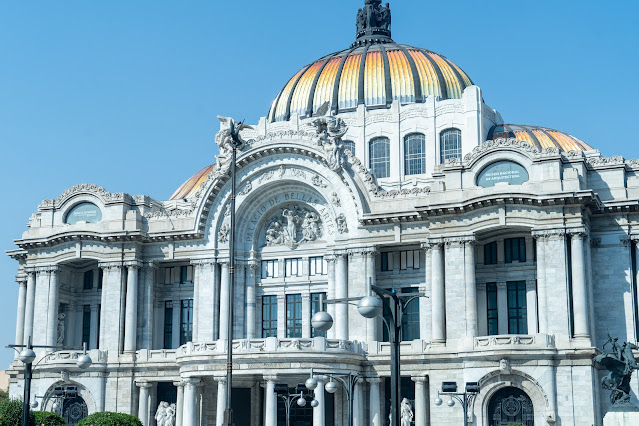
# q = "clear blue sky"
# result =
<box><xmin>0</xmin><ymin>0</ymin><xmax>637</xmax><ymax>367</ymax></box>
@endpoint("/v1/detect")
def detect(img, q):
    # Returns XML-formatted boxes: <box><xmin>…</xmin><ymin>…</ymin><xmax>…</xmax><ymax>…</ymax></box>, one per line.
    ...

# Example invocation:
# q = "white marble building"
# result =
<box><xmin>7</xmin><ymin>1</ymin><xmax>639</xmax><ymax>425</ymax></box>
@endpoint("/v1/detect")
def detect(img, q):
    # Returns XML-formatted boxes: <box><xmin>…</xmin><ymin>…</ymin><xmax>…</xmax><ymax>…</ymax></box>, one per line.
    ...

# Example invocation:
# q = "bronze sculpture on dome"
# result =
<box><xmin>595</xmin><ymin>334</ymin><xmax>639</xmax><ymax>406</ymax></box>
<box><xmin>356</xmin><ymin>0</ymin><xmax>392</xmax><ymax>41</ymax></box>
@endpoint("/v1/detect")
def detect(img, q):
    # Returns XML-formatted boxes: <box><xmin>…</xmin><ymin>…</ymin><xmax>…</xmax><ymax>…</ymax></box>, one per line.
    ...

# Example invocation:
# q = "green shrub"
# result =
<box><xmin>33</xmin><ymin>411</ymin><xmax>65</xmax><ymax>426</ymax></box>
<box><xmin>0</xmin><ymin>398</ymin><xmax>35</xmax><ymax>426</ymax></box>
<box><xmin>77</xmin><ymin>412</ymin><xmax>142</xmax><ymax>426</ymax></box>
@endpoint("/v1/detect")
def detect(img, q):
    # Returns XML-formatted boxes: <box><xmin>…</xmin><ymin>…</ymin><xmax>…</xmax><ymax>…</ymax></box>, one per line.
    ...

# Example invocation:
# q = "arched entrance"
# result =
<box><xmin>62</xmin><ymin>395</ymin><xmax>88</xmax><ymax>425</ymax></box>
<box><xmin>487</xmin><ymin>387</ymin><xmax>534</xmax><ymax>426</ymax></box>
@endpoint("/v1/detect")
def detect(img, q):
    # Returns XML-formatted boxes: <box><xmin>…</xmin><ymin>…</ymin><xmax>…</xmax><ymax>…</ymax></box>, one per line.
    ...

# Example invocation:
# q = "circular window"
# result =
<box><xmin>65</xmin><ymin>202</ymin><xmax>102</xmax><ymax>224</ymax></box>
<box><xmin>477</xmin><ymin>160</ymin><xmax>529</xmax><ymax>188</ymax></box>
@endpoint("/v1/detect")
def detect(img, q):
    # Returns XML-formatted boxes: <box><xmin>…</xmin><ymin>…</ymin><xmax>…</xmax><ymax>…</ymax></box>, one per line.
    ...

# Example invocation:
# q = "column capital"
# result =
<box><xmin>218</xmin><ymin>259</ymin><xmax>230</xmax><ymax>267</ymax></box>
<box><xmin>124</xmin><ymin>261</ymin><xmax>142</xmax><ymax>270</ymax></box>
<box><xmin>99</xmin><ymin>261</ymin><xmax>124</xmax><ymax>270</ymax></box>
<box><xmin>566</xmin><ymin>227</ymin><xmax>588</xmax><ymax>238</ymax></box>
<box><xmin>366</xmin><ymin>377</ymin><xmax>383</xmax><ymax>384</ymax></box>
<box><xmin>497</xmin><ymin>282</ymin><xmax>508</xmax><ymax>290</ymax></box>
<box><xmin>136</xmin><ymin>381</ymin><xmax>154</xmax><ymax>389</ymax></box>
<box><xmin>263</xmin><ymin>374</ymin><xmax>278</xmax><ymax>382</ymax></box>
<box><xmin>333</xmin><ymin>250</ymin><xmax>349</xmax><ymax>259</ymax></box>
<box><xmin>532</xmin><ymin>228</ymin><xmax>566</xmax><ymax>240</ymax></box>
<box><xmin>444</xmin><ymin>236</ymin><xmax>476</xmax><ymax>246</ymax></box>
<box><xmin>324</xmin><ymin>255</ymin><xmax>336</xmax><ymax>263</ymax></box>
<box><xmin>477</xmin><ymin>282</ymin><xmax>487</xmax><ymax>291</ymax></box>
<box><xmin>36</xmin><ymin>265</ymin><xmax>60</xmax><ymax>273</ymax></box>
<box><xmin>422</xmin><ymin>238</ymin><xmax>444</xmax><ymax>250</ymax></box>
<box><xmin>347</xmin><ymin>247</ymin><xmax>378</xmax><ymax>257</ymax></box>
<box><xmin>24</xmin><ymin>265</ymin><xmax>37</xmax><ymax>274</ymax></box>
<box><xmin>16</xmin><ymin>275</ymin><xmax>27</xmax><ymax>285</ymax></box>
<box><xmin>173</xmin><ymin>381</ymin><xmax>185</xmax><ymax>388</ymax></box>
<box><xmin>411</xmin><ymin>376</ymin><xmax>428</xmax><ymax>383</ymax></box>
<box><xmin>191</xmin><ymin>258</ymin><xmax>217</xmax><ymax>267</ymax></box>
<box><xmin>213</xmin><ymin>376</ymin><xmax>227</xmax><ymax>384</ymax></box>
<box><xmin>183</xmin><ymin>377</ymin><xmax>201</xmax><ymax>386</ymax></box>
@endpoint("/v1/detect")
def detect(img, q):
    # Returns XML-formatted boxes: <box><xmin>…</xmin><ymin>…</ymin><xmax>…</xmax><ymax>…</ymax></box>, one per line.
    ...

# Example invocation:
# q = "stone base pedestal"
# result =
<box><xmin>603</xmin><ymin>410</ymin><xmax>639</xmax><ymax>426</ymax></box>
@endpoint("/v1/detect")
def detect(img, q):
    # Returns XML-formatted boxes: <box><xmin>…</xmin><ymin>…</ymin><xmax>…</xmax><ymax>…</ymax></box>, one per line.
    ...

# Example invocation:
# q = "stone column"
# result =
<box><xmin>365</xmin><ymin>249</ymin><xmax>379</xmax><ymax>342</ymax></box>
<box><xmin>14</xmin><ymin>276</ymin><xmax>27</xmax><ymax>350</ymax></box>
<box><xmin>264</xmin><ymin>376</ymin><xmax>277</xmax><ymax>426</ymax></box>
<box><xmin>635</xmin><ymin>240</ymin><xmax>639</xmax><ymax>337</ymax></box>
<box><xmin>124</xmin><ymin>263</ymin><xmax>140</xmax><ymax>352</ymax></box>
<box><xmin>497</xmin><ymin>282</ymin><xmax>508</xmax><ymax>335</ymax></box>
<box><xmin>142</xmin><ymin>263</ymin><xmax>156</xmax><ymax>349</ymax></box>
<box><xmin>326</xmin><ymin>256</ymin><xmax>336</xmax><ymax>340</ymax></box>
<box><xmin>192</xmin><ymin>259</ymin><xmax>217</xmax><ymax>342</ymax></box>
<box><xmin>533</xmin><ymin>232</ymin><xmax>548</xmax><ymax>334</ymax></box>
<box><xmin>136</xmin><ymin>381</ymin><xmax>152</xmax><ymax>425</ymax></box>
<box><xmin>246</xmin><ymin>261</ymin><xmax>258</xmax><ymax>339</ymax></box>
<box><xmin>46</xmin><ymin>266</ymin><xmax>60</xmax><ymax>347</ymax></box>
<box><xmin>89</xmin><ymin>305</ymin><xmax>99</xmax><ymax>350</ymax></box>
<box><xmin>174</xmin><ymin>381</ymin><xmax>185</xmax><ymax>426</ymax></box>
<box><xmin>368</xmin><ymin>378</ymin><xmax>382</xmax><ymax>426</ymax></box>
<box><xmin>182</xmin><ymin>378</ymin><xmax>200</xmax><ymax>426</ymax></box>
<box><xmin>570</xmin><ymin>231</ymin><xmax>590</xmax><ymax>338</ymax></box>
<box><xmin>313</xmin><ymin>377</ymin><xmax>325</xmax><ymax>426</ymax></box>
<box><xmin>412</xmin><ymin>376</ymin><xmax>429</xmax><ymax>426</ymax></box>
<box><xmin>96</xmin><ymin>373</ymin><xmax>106</xmax><ymax>412</ymax></box>
<box><xmin>99</xmin><ymin>262</ymin><xmax>125</xmax><ymax>351</ymax></box>
<box><xmin>476</xmin><ymin>283</ymin><xmax>487</xmax><ymax>336</ymax></box>
<box><xmin>335</xmin><ymin>253</ymin><xmax>349</xmax><ymax>340</ymax></box>
<box><xmin>419</xmin><ymin>245</ymin><xmax>431</xmax><ymax>342</ymax></box>
<box><xmin>215</xmin><ymin>377</ymin><xmax>227</xmax><ymax>426</ymax></box>
<box><xmin>352</xmin><ymin>378</ymin><xmax>363</xmax><ymax>426</ymax></box>
<box><xmin>219</xmin><ymin>261</ymin><xmax>230</xmax><ymax>341</ymax></box>
<box><xmin>192</xmin><ymin>261</ymin><xmax>200</xmax><ymax>342</ymax></box>
<box><xmin>464</xmin><ymin>238</ymin><xmax>477</xmax><ymax>337</ymax></box>
<box><xmin>526</xmin><ymin>280</ymin><xmax>538</xmax><ymax>334</ymax></box>
<box><xmin>430</xmin><ymin>241</ymin><xmax>446</xmax><ymax>343</ymax></box>
<box><xmin>23</xmin><ymin>270</ymin><xmax>36</xmax><ymax>344</ymax></box>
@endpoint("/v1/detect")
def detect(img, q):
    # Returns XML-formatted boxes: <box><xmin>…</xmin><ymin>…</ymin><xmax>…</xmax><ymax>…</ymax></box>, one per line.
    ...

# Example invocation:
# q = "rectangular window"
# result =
<box><xmin>164</xmin><ymin>301</ymin><xmax>173</xmax><ymax>349</ymax></box>
<box><xmin>180</xmin><ymin>299</ymin><xmax>193</xmax><ymax>345</ymax></box>
<box><xmin>83</xmin><ymin>270</ymin><xmax>94</xmax><ymax>290</ymax></box>
<box><xmin>399</xmin><ymin>250</ymin><xmax>420</xmax><ymax>270</ymax></box>
<box><xmin>507</xmin><ymin>281</ymin><xmax>527</xmax><ymax>334</ymax></box>
<box><xmin>401</xmin><ymin>287</ymin><xmax>420</xmax><ymax>340</ymax></box>
<box><xmin>311</xmin><ymin>293</ymin><xmax>327</xmax><ymax>338</ymax></box>
<box><xmin>285</xmin><ymin>258</ymin><xmax>303</xmax><ymax>277</ymax></box>
<box><xmin>262</xmin><ymin>295</ymin><xmax>278</xmax><ymax>338</ymax></box>
<box><xmin>486</xmin><ymin>283</ymin><xmax>498</xmax><ymax>336</ymax></box>
<box><xmin>309</xmin><ymin>257</ymin><xmax>327</xmax><ymax>276</ymax></box>
<box><xmin>97</xmin><ymin>269</ymin><xmax>103</xmax><ymax>289</ymax></box>
<box><xmin>180</xmin><ymin>266</ymin><xmax>188</xmax><ymax>284</ymax></box>
<box><xmin>286</xmin><ymin>294</ymin><xmax>302</xmax><ymax>338</ymax></box>
<box><xmin>82</xmin><ymin>305</ymin><xmax>91</xmax><ymax>348</ymax></box>
<box><xmin>381</xmin><ymin>252</ymin><xmax>392</xmax><ymax>271</ymax></box>
<box><xmin>262</xmin><ymin>260</ymin><xmax>279</xmax><ymax>279</ymax></box>
<box><xmin>505</xmin><ymin>237</ymin><xmax>526</xmax><ymax>263</ymax></box>
<box><xmin>484</xmin><ymin>242</ymin><xmax>497</xmax><ymax>265</ymax></box>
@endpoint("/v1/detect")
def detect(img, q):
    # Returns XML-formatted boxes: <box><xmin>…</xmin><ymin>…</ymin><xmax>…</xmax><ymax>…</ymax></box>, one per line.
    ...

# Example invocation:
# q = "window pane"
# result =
<box><xmin>400</xmin><ymin>251</ymin><xmax>407</xmax><ymax>270</ymax></box>
<box><xmin>369</xmin><ymin>137</ymin><xmax>390</xmax><ymax>178</ymax></box>
<box><xmin>180</xmin><ymin>299</ymin><xmax>193</xmax><ymax>345</ymax></box>
<box><xmin>440</xmin><ymin>129</ymin><xmax>462</xmax><ymax>163</ymax></box>
<box><xmin>164</xmin><ymin>301</ymin><xmax>173</xmax><ymax>349</ymax></box>
<box><xmin>404</xmin><ymin>133</ymin><xmax>426</xmax><ymax>175</ymax></box>
<box><xmin>507</xmin><ymin>281</ymin><xmax>527</xmax><ymax>334</ymax></box>
<box><xmin>83</xmin><ymin>270</ymin><xmax>94</xmax><ymax>290</ymax></box>
<box><xmin>486</xmin><ymin>283</ymin><xmax>498</xmax><ymax>335</ymax></box>
<box><xmin>262</xmin><ymin>296</ymin><xmax>278</xmax><ymax>338</ymax></box>
<box><xmin>401</xmin><ymin>287</ymin><xmax>420</xmax><ymax>340</ymax></box>
<box><xmin>505</xmin><ymin>238</ymin><xmax>526</xmax><ymax>264</ymax></box>
<box><xmin>286</xmin><ymin>294</ymin><xmax>302</xmax><ymax>338</ymax></box>
<box><xmin>82</xmin><ymin>305</ymin><xmax>91</xmax><ymax>349</ymax></box>
<box><xmin>381</xmin><ymin>253</ymin><xmax>390</xmax><ymax>271</ymax></box>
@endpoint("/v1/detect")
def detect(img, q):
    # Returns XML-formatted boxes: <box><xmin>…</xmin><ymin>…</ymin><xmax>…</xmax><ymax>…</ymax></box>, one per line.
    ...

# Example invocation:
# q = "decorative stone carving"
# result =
<box><xmin>587</xmin><ymin>155</ymin><xmax>625</xmax><ymax>167</ymax></box>
<box><xmin>499</xmin><ymin>358</ymin><xmax>512</xmax><ymax>374</ymax></box>
<box><xmin>155</xmin><ymin>401</ymin><xmax>177</xmax><ymax>426</ymax></box>
<box><xmin>331</xmin><ymin>192</ymin><xmax>341</xmax><ymax>207</ymax></box>
<box><xmin>595</xmin><ymin>334</ymin><xmax>639</xmax><ymax>406</ymax></box>
<box><xmin>53</xmin><ymin>183</ymin><xmax>125</xmax><ymax>207</ymax></box>
<box><xmin>218</xmin><ymin>223</ymin><xmax>230</xmax><ymax>244</ymax></box>
<box><xmin>57</xmin><ymin>313</ymin><xmax>65</xmax><ymax>345</ymax></box>
<box><xmin>214</xmin><ymin>116</ymin><xmax>253</xmax><ymax>177</ymax></box>
<box><xmin>463</xmin><ymin>138</ymin><xmax>540</xmax><ymax>163</ymax></box>
<box><xmin>336</xmin><ymin>214</ymin><xmax>348</xmax><ymax>234</ymax></box>
<box><xmin>258</xmin><ymin>169</ymin><xmax>276</xmax><ymax>183</ymax></box>
<box><xmin>238</xmin><ymin>181</ymin><xmax>252</xmax><ymax>196</ymax></box>
<box><xmin>312</xmin><ymin>174</ymin><xmax>328</xmax><ymax>188</ymax></box>
<box><xmin>312</xmin><ymin>115</ymin><xmax>348</xmax><ymax>171</ymax></box>
<box><xmin>265</xmin><ymin>206</ymin><xmax>323</xmax><ymax>249</ymax></box>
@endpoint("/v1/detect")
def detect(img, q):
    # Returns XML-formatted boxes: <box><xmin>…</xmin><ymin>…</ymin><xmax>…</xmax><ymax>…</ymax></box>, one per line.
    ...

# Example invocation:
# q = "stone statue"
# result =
<box><xmin>165</xmin><ymin>403</ymin><xmax>176</xmax><ymax>426</ymax></box>
<box><xmin>214</xmin><ymin>116</ymin><xmax>254</xmax><ymax>175</ymax></box>
<box><xmin>357</xmin><ymin>0</ymin><xmax>391</xmax><ymax>37</ymax></box>
<box><xmin>595</xmin><ymin>334</ymin><xmax>639</xmax><ymax>406</ymax></box>
<box><xmin>155</xmin><ymin>401</ymin><xmax>169</xmax><ymax>426</ymax></box>
<box><xmin>265</xmin><ymin>206</ymin><xmax>323</xmax><ymax>249</ymax></box>
<box><xmin>218</xmin><ymin>223</ymin><xmax>230</xmax><ymax>244</ymax></box>
<box><xmin>56</xmin><ymin>313</ymin><xmax>65</xmax><ymax>345</ymax></box>
<box><xmin>312</xmin><ymin>115</ymin><xmax>348</xmax><ymax>171</ymax></box>
<box><xmin>400</xmin><ymin>398</ymin><xmax>414</xmax><ymax>426</ymax></box>
<box><xmin>336</xmin><ymin>213</ymin><xmax>348</xmax><ymax>234</ymax></box>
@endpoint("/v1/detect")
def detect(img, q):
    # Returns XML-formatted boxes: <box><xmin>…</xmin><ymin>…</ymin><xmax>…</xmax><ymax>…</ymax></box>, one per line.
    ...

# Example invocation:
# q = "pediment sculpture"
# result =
<box><xmin>312</xmin><ymin>115</ymin><xmax>348</xmax><ymax>172</ymax></box>
<box><xmin>265</xmin><ymin>205</ymin><xmax>323</xmax><ymax>249</ymax></box>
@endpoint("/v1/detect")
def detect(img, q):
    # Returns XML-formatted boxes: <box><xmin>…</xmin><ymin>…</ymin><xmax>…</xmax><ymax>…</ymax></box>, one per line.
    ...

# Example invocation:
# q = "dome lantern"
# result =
<box><xmin>353</xmin><ymin>0</ymin><xmax>394</xmax><ymax>47</ymax></box>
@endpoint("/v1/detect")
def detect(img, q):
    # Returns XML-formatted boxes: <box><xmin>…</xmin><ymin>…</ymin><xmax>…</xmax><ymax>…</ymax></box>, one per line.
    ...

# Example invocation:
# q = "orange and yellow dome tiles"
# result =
<box><xmin>488</xmin><ymin>124</ymin><xmax>593</xmax><ymax>152</ymax></box>
<box><xmin>268</xmin><ymin>43</ymin><xmax>473</xmax><ymax>122</ymax></box>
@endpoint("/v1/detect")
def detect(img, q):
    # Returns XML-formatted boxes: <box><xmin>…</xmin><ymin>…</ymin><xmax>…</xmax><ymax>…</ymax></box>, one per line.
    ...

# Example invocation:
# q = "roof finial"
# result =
<box><xmin>354</xmin><ymin>0</ymin><xmax>393</xmax><ymax>47</ymax></box>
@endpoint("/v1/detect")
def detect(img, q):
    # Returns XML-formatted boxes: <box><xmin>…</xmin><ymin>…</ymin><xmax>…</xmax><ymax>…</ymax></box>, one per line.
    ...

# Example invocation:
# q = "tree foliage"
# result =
<box><xmin>77</xmin><ymin>412</ymin><xmax>142</xmax><ymax>426</ymax></box>
<box><xmin>33</xmin><ymin>411</ymin><xmax>65</xmax><ymax>426</ymax></box>
<box><xmin>0</xmin><ymin>398</ymin><xmax>35</xmax><ymax>426</ymax></box>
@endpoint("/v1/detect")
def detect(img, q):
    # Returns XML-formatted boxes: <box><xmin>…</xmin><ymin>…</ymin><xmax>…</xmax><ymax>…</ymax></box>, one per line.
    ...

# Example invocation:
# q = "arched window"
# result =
<box><xmin>404</xmin><ymin>133</ymin><xmax>426</xmax><ymax>175</ymax></box>
<box><xmin>488</xmin><ymin>387</ymin><xmax>534</xmax><ymax>426</ymax></box>
<box><xmin>369</xmin><ymin>137</ymin><xmax>390</xmax><ymax>178</ymax></box>
<box><xmin>440</xmin><ymin>128</ymin><xmax>462</xmax><ymax>163</ymax></box>
<box><xmin>342</xmin><ymin>140</ymin><xmax>355</xmax><ymax>156</ymax></box>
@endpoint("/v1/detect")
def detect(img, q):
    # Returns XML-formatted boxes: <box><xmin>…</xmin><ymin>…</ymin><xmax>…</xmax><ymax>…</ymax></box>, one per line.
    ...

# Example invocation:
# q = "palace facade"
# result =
<box><xmin>7</xmin><ymin>1</ymin><xmax>639</xmax><ymax>425</ymax></box>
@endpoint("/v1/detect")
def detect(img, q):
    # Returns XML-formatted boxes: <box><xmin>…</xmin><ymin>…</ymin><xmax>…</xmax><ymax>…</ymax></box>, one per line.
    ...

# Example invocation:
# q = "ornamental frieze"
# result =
<box><xmin>265</xmin><ymin>205</ymin><xmax>323</xmax><ymax>249</ymax></box>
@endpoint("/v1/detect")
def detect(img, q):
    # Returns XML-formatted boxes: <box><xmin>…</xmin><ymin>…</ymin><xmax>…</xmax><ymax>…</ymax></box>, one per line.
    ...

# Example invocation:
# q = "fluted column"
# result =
<box><xmin>464</xmin><ymin>238</ymin><xmax>477</xmax><ymax>337</ymax></box>
<box><xmin>14</xmin><ymin>276</ymin><xmax>27</xmax><ymax>351</ymax></box>
<box><xmin>526</xmin><ymin>280</ymin><xmax>538</xmax><ymax>334</ymax></box>
<box><xmin>99</xmin><ymin>262</ymin><xmax>125</xmax><ymax>351</ymax></box>
<box><xmin>246</xmin><ymin>261</ymin><xmax>258</xmax><ymax>338</ymax></box>
<box><xmin>46</xmin><ymin>266</ymin><xmax>60</xmax><ymax>347</ymax></box>
<box><xmin>136</xmin><ymin>381</ymin><xmax>152</xmax><ymax>425</ymax></box>
<box><xmin>533</xmin><ymin>233</ymin><xmax>548</xmax><ymax>333</ymax></box>
<box><xmin>174</xmin><ymin>381</ymin><xmax>185</xmax><ymax>426</ymax></box>
<box><xmin>430</xmin><ymin>241</ymin><xmax>446</xmax><ymax>343</ymax></box>
<box><xmin>142</xmin><ymin>263</ymin><xmax>156</xmax><ymax>349</ymax></box>
<box><xmin>365</xmin><ymin>249</ymin><xmax>379</xmax><ymax>342</ymax></box>
<box><xmin>326</xmin><ymin>256</ymin><xmax>336</xmax><ymax>340</ymax></box>
<box><xmin>124</xmin><ymin>263</ymin><xmax>140</xmax><ymax>352</ymax></box>
<box><xmin>264</xmin><ymin>376</ymin><xmax>277</xmax><ymax>426</ymax></box>
<box><xmin>182</xmin><ymin>378</ymin><xmax>200</xmax><ymax>426</ymax></box>
<box><xmin>368</xmin><ymin>378</ymin><xmax>382</xmax><ymax>426</ymax></box>
<box><xmin>215</xmin><ymin>377</ymin><xmax>227</xmax><ymax>426</ymax></box>
<box><xmin>335</xmin><ymin>253</ymin><xmax>349</xmax><ymax>340</ymax></box>
<box><xmin>352</xmin><ymin>378</ymin><xmax>363</xmax><ymax>426</ymax></box>
<box><xmin>412</xmin><ymin>376</ymin><xmax>429</xmax><ymax>426</ymax></box>
<box><xmin>219</xmin><ymin>261</ymin><xmax>230</xmax><ymax>341</ymax></box>
<box><xmin>313</xmin><ymin>377</ymin><xmax>325</xmax><ymax>426</ymax></box>
<box><xmin>23</xmin><ymin>270</ymin><xmax>36</xmax><ymax>344</ymax></box>
<box><xmin>570</xmin><ymin>230</ymin><xmax>590</xmax><ymax>338</ymax></box>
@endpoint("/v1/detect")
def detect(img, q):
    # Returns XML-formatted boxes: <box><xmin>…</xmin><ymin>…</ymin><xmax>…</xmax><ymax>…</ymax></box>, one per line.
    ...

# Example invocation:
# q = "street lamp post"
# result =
<box><xmin>310</xmin><ymin>285</ymin><xmax>425</xmax><ymax>426</ymax></box>
<box><xmin>274</xmin><ymin>384</ymin><xmax>310</xmax><ymax>426</ymax></box>
<box><xmin>10</xmin><ymin>337</ymin><xmax>92</xmax><ymax>426</ymax></box>
<box><xmin>305</xmin><ymin>371</ymin><xmax>361</xmax><ymax>426</ymax></box>
<box><xmin>433</xmin><ymin>381</ymin><xmax>480</xmax><ymax>426</ymax></box>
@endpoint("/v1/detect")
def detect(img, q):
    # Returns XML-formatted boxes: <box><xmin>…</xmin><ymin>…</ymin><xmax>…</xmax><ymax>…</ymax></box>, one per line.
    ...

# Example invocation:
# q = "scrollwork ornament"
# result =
<box><xmin>218</xmin><ymin>223</ymin><xmax>230</xmax><ymax>244</ymax></box>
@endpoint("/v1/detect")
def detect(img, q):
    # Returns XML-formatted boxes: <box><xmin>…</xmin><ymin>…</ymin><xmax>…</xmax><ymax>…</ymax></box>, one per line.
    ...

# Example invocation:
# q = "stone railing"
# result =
<box><xmin>474</xmin><ymin>334</ymin><xmax>556</xmax><ymax>350</ymax></box>
<box><xmin>368</xmin><ymin>340</ymin><xmax>429</xmax><ymax>356</ymax></box>
<box><xmin>136</xmin><ymin>349</ymin><xmax>178</xmax><ymax>362</ymax></box>
<box><xmin>176</xmin><ymin>337</ymin><xmax>364</xmax><ymax>358</ymax></box>
<box><xmin>36</xmin><ymin>349</ymin><xmax>107</xmax><ymax>367</ymax></box>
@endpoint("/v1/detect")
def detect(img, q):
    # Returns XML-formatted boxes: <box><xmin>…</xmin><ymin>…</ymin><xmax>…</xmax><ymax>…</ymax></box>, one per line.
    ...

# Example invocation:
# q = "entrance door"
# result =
<box><xmin>63</xmin><ymin>396</ymin><xmax>88</xmax><ymax>426</ymax></box>
<box><xmin>488</xmin><ymin>387</ymin><xmax>534</xmax><ymax>426</ymax></box>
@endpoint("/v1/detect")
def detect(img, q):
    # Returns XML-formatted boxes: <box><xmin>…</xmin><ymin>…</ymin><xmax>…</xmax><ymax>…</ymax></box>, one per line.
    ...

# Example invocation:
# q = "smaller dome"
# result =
<box><xmin>170</xmin><ymin>164</ymin><xmax>215</xmax><ymax>200</ymax></box>
<box><xmin>487</xmin><ymin>124</ymin><xmax>593</xmax><ymax>152</ymax></box>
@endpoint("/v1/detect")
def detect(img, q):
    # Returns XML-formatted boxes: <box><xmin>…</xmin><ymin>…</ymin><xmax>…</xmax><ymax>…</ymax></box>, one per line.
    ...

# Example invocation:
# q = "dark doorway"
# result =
<box><xmin>488</xmin><ymin>387</ymin><xmax>534</xmax><ymax>426</ymax></box>
<box><xmin>62</xmin><ymin>395</ymin><xmax>88</xmax><ymax>426</ymax></box>
<box><xmin>157</xmin><ymin>382</ymin><xmax>177</xmax><ymax>405</ymax></box>
<box><xmin>232</xmin><ymin>388</ymin><xmax>251</xmax><ymax>426</ymax></box>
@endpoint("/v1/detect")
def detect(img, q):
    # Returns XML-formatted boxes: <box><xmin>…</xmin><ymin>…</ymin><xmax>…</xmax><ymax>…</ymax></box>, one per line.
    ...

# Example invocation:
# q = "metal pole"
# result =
<box><xmin>463</xmin><ymin>393</ymin><xmax>468</xmax><ymax>426</ymax></box>
<box><xmin>389</xmin><ymin>294</ymin><xmax>400</xmax><ymax>426</ymax></box>
<box><xmin>223</xmin><ymin>132</ymin><xmax>238</xmax><ymax>426</ymax></box>
<box><xmin>347</xmin><ymin>375</ymin><xmax>354</xmax><ymax>426</ymax></box>
<box><xmin>22</xmin><ymin>360</ymin><xmax>31</xmax><ymax>426</ymax></box>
